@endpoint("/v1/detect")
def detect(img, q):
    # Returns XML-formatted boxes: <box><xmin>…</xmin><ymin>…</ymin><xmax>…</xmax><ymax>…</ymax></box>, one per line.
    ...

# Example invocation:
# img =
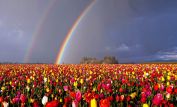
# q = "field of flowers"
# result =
<box><xmin>0</xmin><ymin>64</ymin><xmax>177</xmax><ymax>107</ymax></box>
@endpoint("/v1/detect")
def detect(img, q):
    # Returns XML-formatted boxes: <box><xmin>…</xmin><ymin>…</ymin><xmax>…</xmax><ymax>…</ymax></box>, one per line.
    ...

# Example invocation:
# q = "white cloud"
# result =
<box><xmin>156</xmin><ymin>47</ymin><xmax>177</xmax><ymax>60</ymax></box>
<box><xmin>105</xmin><ymin>44</ymin><xmax>141</xmax><ymax>52</ymax></box>
<box><xmin>116</xmin><ymin>44</ymin><xmax>130</xmax><ymax>51</ymax></box>
<box><xmin>157</xmin><ymin>55</ymin><xmax>177</xmax><ymax>60</ymax></box>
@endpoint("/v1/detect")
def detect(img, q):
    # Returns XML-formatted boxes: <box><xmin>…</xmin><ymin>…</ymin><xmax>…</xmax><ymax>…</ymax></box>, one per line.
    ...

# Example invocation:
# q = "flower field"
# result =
<box><xmin>0</xmin><ymin>64</ymin><xmax>177</xmax><ymax>107</ymax></box>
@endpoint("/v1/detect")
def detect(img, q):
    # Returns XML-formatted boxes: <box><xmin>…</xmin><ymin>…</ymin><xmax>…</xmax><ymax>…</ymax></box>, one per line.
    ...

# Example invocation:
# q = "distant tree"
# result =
<box><xmin>80</xmin><ymin>56</ymin><xmax>118</xmax><ymax>64</ymax></box>
<box><xmin>101</xmin><ymin>56</ymin><xmax>118</xmax><ymax>64</ymax></box>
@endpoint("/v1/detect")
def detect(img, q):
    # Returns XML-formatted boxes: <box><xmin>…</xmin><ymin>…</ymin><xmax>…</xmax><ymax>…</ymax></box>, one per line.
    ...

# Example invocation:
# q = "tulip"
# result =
<box><xmin>167</xmin><ymin>75</ymin><xmax>170</xmax><ymax>80</ymax></box>
<box><xmin>166</xmin><ymin>86</ymin><xmax>173</xmax><ymax>94</ymax></box>
<box><xmin>2</xmin><ymin>101</ymin><xmax>9</xmax><ymax>107</ymax></box>
<box><xmin>153</xmin><ymin>84</ymin><xmax>159</xmax><ymax>91</ymax></box>
<box><xmin>11</xmin><ymin>97</ymin><xmax>20</xmax><ymax>104</ymax></box>
<box><xmin>80</xmin><ymin>79</ymin><xmax>84</xmax><ymax>84</ymax></box>
<box><xmin>76</xmin><ymin>90</ymin><xmax>82</xmax><ymax>102</ymax></box>
<box><xmin>29</xmin><ymin>98</ymin><xmax>34</xmax><ymax>103</ymax></box>
<box><xmin>119</xmin><ymin>87</ymin><xmax>123</xmax><ymax>93</ymax></box>
<box><xmin>120</xmin><ymin>95</ymin><xmax>125</xmax><ymax>102</ymax></box>
<box><xmin>42</xmin><ymin>95</ymin><xmax>48</xmax><ymax>105</ymax></box>
<box><xmin>74</xmin><ymin>81</ymin><xmax>78</xmax><ymax>88</ymax></box>
<box><xmin>46</xmin><ymin>100</ymin><xmax>59</xmax><ymax>107</ymax></box>
<box><xmin>72</xmin><ymin>100</ymin><xmax>78</xmax><ymax>107</ymax></box>
<box><xmin>33</xmin><ymin>101</ymin><xmax>40</xmax><ymax>107</ymax></box>
<box><xmin>63</xmin><ymin>86</ymin><xmax>69</xmax><ymax>91</ymax></box>
<box><xmin>27</xmin><ymin>78</ymin><xmax>30</xmax><ymax>84</ymax></box>
<box><xmin>115</xmin><ymin>95</ymin><xmax>119</xmax><ymax>102</ymax></box>
<box><xmin>152</xmin><ymin>93</ymin><xmax>163</xmax><ymax>105</ymax></box>
<box><xmin>99</xmin><ymin>98</ymin><xmax>110</xmax><ymax>107</ymax></box>
<box><xmin>126</xmin><ymin>96</ymin><xmax>131</xmax><ymax>102</ymax></box>
<box><xmin>90</xmin><ymin>98</ymin><xmax>97</xmax><ymax>107</ymax></box>
<box><xmin>143</xmin><ymin>103</ymin><xmax>149</xmax><ymax>107</ymax></box>
<box><xmin>0</xmin><ymin>96</ymin><xmax>3</xmax><ymax>103</ymax></box>
<box><xmin>160</xmin><ymin>84</ymin><xmax>165</xmax><ymax>91</ymax></box>
<box><xmin>166</xmin><ymin>93</ymin><xmax>171</xmax><ymax>99</ymax></box>
<box><xmin>1</xmin><ymin>86</ymin><xmax>5</xmax><ymax>92</ymax></box>
<box><xmin>161</xmin><ymin>77</ymin><xmax>165</xmax><ymax>81</ymax></box>
<box><xmin>20</xmin><ymin>94</ymin><xmax>27</xmax><ymax>103</ymax></box>
<box><xmin>130</xmin><ymin>92</ymin><xmax>136</xmax><ymax>99</ymax></box>
<box><xmin>44</xmin><ymin>77</ymin><xmax>47</xmax><ymax>83</ymax></box>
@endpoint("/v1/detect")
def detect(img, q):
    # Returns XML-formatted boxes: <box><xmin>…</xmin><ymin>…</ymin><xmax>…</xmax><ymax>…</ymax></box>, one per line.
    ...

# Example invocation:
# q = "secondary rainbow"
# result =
<box><xmin>55</xmin><ymin>0</ymin><xmax>96</xmax><ymax>64</ymax></box>
<box><xmin>24</xmin><ymin>0</ymin><xmax>57</xmax><ymax>63</ymax></box>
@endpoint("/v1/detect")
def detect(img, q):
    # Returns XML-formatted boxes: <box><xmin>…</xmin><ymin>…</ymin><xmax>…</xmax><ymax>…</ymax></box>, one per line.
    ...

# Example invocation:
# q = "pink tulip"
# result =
<box><xmin>76</xmin><ymin>90</ymin><xmax>82</xmax><ymax>102</ymax></box>
<box><xmin>152</xmin><ymin>93</ymin><xmax>163</xmax><ymax>105</ymax></box>
<box><xmin>63</xmin><ymin>86</ymin><xmax>69</xmax><ymax>91</ymax></box>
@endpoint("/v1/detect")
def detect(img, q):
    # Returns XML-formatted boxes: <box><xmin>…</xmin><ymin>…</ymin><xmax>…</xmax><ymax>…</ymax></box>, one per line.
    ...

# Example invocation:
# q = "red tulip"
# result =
<box><xmin>99</xmin><ymin>98</ymin><xmax>110</xmax><ymax>107</ymax></box>
<box><xmin>120</xmin><ymin>95</ymin><xmax>124</xmax><ymax>101</ymax></box>
<box><xmin>169</xmin><ymin>103</ymin><xmax>175</xmax><ymax>107</ymax></box>
<box><xmin>119</xmin><ymin>87</ymin><xmax>124</xmax><ymax>93</ymax></box>
<box><xmin>153</xmin><ymin>84</ymin><xmax>159</xmax><ymax>91</ymax></box>
<box><xmin>0</xmin><ymin>97</ymin><xmax>3</xmax><ymax>103</ymax></box>
<box><xmin>174</xmin><ymin>88</ymin><xmax>177</xmax><ymax>94</ymax></box>
<box><xmin>20</xmin><ymin>94</ymin><xmax>27</xmax><ymax>103</ymax></box>
<box><xmin>166</xmin><ymin>86</ymin><xmax>173</xmax><ymax>94</ymax></box>
<box><xmin>126</xmin><ymin>96</ymin><xmax>131</xmax><ymax>102</ymax></box>
<box><xmin>140</xmin><ymin>97</ymin><xmax>146</xmax><ymax>103</ymax></box>
<box><xmin>33</xmin><ymin>101</ymin><xmax>40</xmax><ymax>107</ymax></box>
<box><xmin>46</xmin><ymin>100</ymin><xmax>59</xmax><ymax>107</ymax></box>
<box><xmin>64</xmin><ymin>97</ymin><xmax>72</xmax><ymax>104</ymax></box>
<box><xmin>115</xmin><ymin>95</ymin><xmax>119</xmax><ymax>102</ymax></box>
<box><xmin>152</xmin><ymin>93</ymin><xmax>163</xmax><ymax>105</ymax></box>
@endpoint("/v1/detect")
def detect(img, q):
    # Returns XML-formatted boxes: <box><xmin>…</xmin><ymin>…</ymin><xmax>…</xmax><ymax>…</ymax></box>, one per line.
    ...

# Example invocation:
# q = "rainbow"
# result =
<box><xmin>55</xmin><ymin>0</ymin><xmax>96</xmax><ymax>64</ymax></box>
<box><xmin>24</xmin><ymin>0</ymin><xmax>57</xmax><ymax>63</ymax></box>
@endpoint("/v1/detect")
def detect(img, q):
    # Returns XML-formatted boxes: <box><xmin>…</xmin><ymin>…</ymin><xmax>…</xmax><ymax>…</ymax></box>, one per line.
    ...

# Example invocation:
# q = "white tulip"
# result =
<box><xmin>2</xmin><ymin>101</ymin><xmax>9</xmax><ymax>107</ymax></box>
<box><xmin>42</xmin><ymin>95</ymin><xmax>48</xmax><ymax>105</ymax></box>
<box><xmin>44</xmin><ymin>77</ymin><xmax>47</xmax><ymax>83</ymax></box>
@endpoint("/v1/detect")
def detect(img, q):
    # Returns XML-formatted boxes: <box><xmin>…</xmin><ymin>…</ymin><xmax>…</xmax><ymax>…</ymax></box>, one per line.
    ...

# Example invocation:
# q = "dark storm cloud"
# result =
<box><xmin>63</xmin><ymin>0</ymin><xmax>177</xmax><ymax>63</ymax></box>
<box><xmin>0</xmin><ymin>0</ymin><xmax>177</xmax><ymax>63</ymax></box>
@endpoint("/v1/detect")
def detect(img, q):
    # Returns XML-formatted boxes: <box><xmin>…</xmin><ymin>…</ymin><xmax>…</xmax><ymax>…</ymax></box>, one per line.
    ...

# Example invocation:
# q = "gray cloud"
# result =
<box><xmin>1</xmin><ymin>0</ymin><xmax>177</xmax><ymax>63</ymax></box>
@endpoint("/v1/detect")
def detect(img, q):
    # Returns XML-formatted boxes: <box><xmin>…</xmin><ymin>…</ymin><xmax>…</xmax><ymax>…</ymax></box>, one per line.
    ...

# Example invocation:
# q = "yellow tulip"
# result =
<box><xmin>74</xmin><ymin>81</ymin><xmax>78</xmax><ymax>88</ymax></box>
<box><xmin>80</xmin><ymin>79</ymin><xmax>84</xmax><ymax>84</ymax></box>
<box><xmin>93</xmin><ymin>87</ymin><xmax>96</xmax><ymax>92</ymax></box>
<box><xmin>143</xmin><ymin>103</ymin><xmax>149</xmax><ymax>107</ymax></box>
<box><xmin>1</xmin><ymin>86</ymin><xmax>5</xmax><ymax>91</ymax></box>
<box><xmin>167</xmin><ymin>82</ymin><xmax>170</xmax><ymax>86</ymax></box>
<box><xmin>130</xmin><ymin>92</ymin><xmax>136</xmax><ymax>99</ymax></box>
<box><xmin>27</xmin><ymin>78</ymin><xmax>30</xmax><ymax>84</ymax></box>
<box><xmin>132</xmin><ymin>72</ymin><xmax>134</xmax><ymax>75</ymax></box>
<box><xmin>90</xmin><ymin>98</ymin><xmax>97</xmax><ymax>107</ymax></box>
<box><xmin>161</xmin><ymin>77</ymin><xmax>165</xmax><ymax>81</ymax></box>
<box><xmin>9</xmin><ymin>81</ymin><xmax>12</xmax><ymax>85</ymax></box>
<box><xmin>90</xmin><ymin>71</ymin><xmax>93</xmax><ymax>75</ymax></box>
<box><xmin>30</xmin><ymin>98</ymin><xmax>34</xmax><ymax>103</ymax></box>
<box><xmin>60</xmin><ymin>98</ymin><xmax>63</xmax><ymax>103</ymax></box>
<box><xmin>46</xmin><ymin>87</ymin><xmax>50</xmax><ymax>92</ymax></box>
<box><xmin>167</xmin><ymin>76</ymin><xmax>170</xmax><ymax>80</ymax></box>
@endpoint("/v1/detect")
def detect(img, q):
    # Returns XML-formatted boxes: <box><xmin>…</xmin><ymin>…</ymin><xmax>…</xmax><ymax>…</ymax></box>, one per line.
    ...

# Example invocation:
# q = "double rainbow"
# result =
<box><xmin>24</xmin><ymin>0</ymin><xmax>96</xmax><ymax>64</ymax></box>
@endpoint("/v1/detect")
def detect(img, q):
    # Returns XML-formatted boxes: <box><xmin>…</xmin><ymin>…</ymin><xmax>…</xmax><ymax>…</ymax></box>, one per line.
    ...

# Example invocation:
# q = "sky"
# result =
<box><xmin>0</xmin><ymin>0</ymin><xmax>177</xmax><ymax>63</ymax></box>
